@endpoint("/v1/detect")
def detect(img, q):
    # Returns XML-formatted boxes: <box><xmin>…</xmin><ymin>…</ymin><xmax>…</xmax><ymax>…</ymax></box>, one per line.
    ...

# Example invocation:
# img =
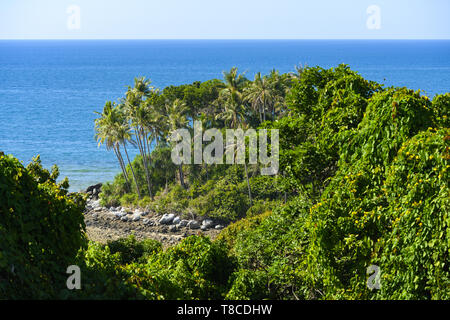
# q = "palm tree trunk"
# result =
<box><xmin>143</xmin><ymin>130</ymin><xmax>154</xmax><ymax>199</ymax></box>
<box><xmin>114</xmin><ymin>145</ymin><xmax>130</xmax><ymax>192</ymax></box>
<box><xmin>178</xmin><ymin>164</ymin><xmax>186</xmax><ymax>188</ymax></box>
<box><xmin>136</xmin><ymin>127</ymin><xmax>153</xmax><ymax>199</ymax></box>
<box><xmin>123</xmin><ymin>143</ymin><xmax>141</xmax><ymax>199</ymax></box>
<box><xmin>244</xmin><ymin>162</ymin><xmax>252</xmax><ymax>205</ymax></box>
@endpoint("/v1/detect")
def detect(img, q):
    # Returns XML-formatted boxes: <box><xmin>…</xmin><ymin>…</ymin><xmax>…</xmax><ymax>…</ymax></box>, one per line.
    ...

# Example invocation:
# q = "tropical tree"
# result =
<box><xmin>94</xmin><ymin>101</ymin><xmax>142</xmax><ymax>197</ymax></box>
<box><xmin>124</xmin><ymin>77</ymin><xmax>155</xmax><ymax>199</ymax></box>
<box><xmin>216</xmin><ymin>99</ymin><xmax>253</xmax><ymax>205</ymax></box>
<box><xmin>163</xmin><ymin>98</ymin><xmax>190</xmax><ymax>188</ymax></box>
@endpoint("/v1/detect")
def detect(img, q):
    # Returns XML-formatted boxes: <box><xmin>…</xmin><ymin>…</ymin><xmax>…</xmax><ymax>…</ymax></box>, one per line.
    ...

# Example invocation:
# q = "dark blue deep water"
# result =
<box><xmin>0</xmin><ymin>40</ymin><xmax>449</xmax><ymax>191</ymax></box>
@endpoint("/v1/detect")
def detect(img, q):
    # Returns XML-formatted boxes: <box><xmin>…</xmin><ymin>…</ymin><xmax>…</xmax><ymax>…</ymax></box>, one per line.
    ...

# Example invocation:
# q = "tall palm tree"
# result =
<box><xmin>163</xmin><ymin>98</ymin><xmax>189</xmax><ymax>188</ymax></box>
<box><xmin>216</xmin><ymin>99</ymin><xmax>253</xmax><ymax>205</ymax></box>
<box><xmin>244</xmin><ymin>71</ymin><xmax>284</xmax><ymax>122</ymax></box>
<box><xmin>220</xmin><ymin>67</ymin><xmax>247</xmax><ymax>104</ymax></box>
<box><xmin>115</xmin><ymin>119</ymin><xmax>141</xmax><ymax>199</ymax></box>
<box><xmin>95</xmin><ymin>101</ymin><xmax>133</xmax><ymax>194</ymax></box>
<box><xmin>124</xmin><ymin>78</ymin><xmax>156</xmax><ymax>199</ymax></box>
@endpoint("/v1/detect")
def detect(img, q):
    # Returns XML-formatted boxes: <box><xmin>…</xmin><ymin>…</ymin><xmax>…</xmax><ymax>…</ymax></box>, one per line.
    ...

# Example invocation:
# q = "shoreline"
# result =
<box><xmin>83</xmin><ymin>196</ymin><xmax>223</xmax><ymax>248</ymax></box>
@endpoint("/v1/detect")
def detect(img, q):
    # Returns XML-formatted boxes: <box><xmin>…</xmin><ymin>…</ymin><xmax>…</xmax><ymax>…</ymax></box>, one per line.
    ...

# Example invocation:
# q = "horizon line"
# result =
<box><xmin>1</xmin><ymin>38</ymin><xmax>450</xmax><ymax>41</ymax></box>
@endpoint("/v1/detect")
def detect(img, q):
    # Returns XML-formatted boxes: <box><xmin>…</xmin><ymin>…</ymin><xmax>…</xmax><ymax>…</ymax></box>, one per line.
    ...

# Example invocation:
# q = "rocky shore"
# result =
<box><xmin>83</xmin><ymin>187</ymin><xmax>225</xmax><ymax>248</ymax></box>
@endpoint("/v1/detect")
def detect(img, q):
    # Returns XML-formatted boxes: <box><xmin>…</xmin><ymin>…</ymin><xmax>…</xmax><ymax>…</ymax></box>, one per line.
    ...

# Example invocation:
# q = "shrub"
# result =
<box><xmin>107</xmin><ymin>235</ymin><xmax>162</xmax><ymax>264</ymax></box>
<box><xmin>0</xmin><ymin>154</ymin><xmax>86</xmax><ymax>298</ymax></box>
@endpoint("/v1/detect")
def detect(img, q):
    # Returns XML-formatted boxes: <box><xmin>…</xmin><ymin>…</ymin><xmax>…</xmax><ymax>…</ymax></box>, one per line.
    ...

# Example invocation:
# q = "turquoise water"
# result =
<box><xmin>0</xmin><ymin>40</ymin><xmax>449</xmax><ymax>191</ymax></box>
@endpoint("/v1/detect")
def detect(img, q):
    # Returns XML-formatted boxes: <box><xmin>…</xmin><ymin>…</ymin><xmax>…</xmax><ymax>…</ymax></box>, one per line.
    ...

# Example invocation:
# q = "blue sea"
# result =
<box><xmin>0</xmin><ymin>40</ymin><xmax>449</xmax><ymax>191</ymax></box>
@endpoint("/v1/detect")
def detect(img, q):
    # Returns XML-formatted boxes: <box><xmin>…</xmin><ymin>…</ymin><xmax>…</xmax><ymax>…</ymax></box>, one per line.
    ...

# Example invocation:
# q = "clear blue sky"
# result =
<box><xmin>1</xmin><ymin>0</ymin><xmax>449</xmax><ymax>39</ymax></box>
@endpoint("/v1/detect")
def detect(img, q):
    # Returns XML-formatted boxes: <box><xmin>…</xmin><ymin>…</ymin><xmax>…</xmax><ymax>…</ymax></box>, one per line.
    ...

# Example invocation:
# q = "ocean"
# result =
<box><xmin>0</xmin><ymin>40</ymin><xmax>449</xmax><ymax>191</ymax></box>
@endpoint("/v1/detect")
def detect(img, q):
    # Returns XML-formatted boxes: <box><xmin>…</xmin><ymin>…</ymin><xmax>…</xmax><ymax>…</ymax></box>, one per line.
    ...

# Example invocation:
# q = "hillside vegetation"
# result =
<box><xmin>1</xmin><ymin>65</ymin><xmax>448</xmax><ymax>299</ymax></box>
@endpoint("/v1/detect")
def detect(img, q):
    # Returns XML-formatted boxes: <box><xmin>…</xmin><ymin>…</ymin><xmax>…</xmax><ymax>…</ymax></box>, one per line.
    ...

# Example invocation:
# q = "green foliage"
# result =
<box><xmin>372</xmin><ymin>129</ymin><xmax>449</xmax><ymax>299</ymax></box>
<box><xmin>66</xmin><ymin>236</ymin><xmax>236</xmax><ymax>300</ymax></box>
<box><xmin>8</xmin><ymin>65</ymin><xmax>447</xmax><ymax>300</ymax></box>
<box><xmin>107</xmin><ymin>235</ymin><xmax>162</xmax><ymax>264</ymax></box>
<box><xmin>0</xmin><ymin>154</ymin><xmax>86</xmax><ymax>298</ymax></box>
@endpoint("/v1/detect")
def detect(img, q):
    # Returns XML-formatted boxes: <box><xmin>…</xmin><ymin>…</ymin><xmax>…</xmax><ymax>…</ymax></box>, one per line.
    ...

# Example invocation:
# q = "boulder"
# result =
<box><xmin>187</xmin><ymin>220</ymin><xmax>200</xmax><ymax>230</ymax></box>
<box><xmin>172</xmin><ymin>216</ymin><xmax>181</xmax><ymax>225</ymax></box>
<box><xmin>202</xmin><ymin>219</ymin><xmax>214</xmax><ymax>229</ymax></box>
<box><xmin>86</xmin><ymin>183</ymin><xmax>102</xmax><ymax>194</ymax></box>
<box><xmin>178</xmin><ymin>219</ymin><xmax>189</xmax><ymax>227</ymax></box>
<box><xmin>159</xmin><ymin>213</ymin><xmax>175</xmax><ymax>225</ymax></box>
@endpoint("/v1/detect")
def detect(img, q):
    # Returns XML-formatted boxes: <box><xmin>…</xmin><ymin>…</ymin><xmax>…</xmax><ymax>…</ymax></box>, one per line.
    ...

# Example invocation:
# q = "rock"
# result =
<box><xmin>201</xmin><ymin>225</ymin><xmax>208</xmax><ymax>231</ymax></box>
<box><xmin>202</xmin><ymin>219</ymin><xmax>214</xmax><ymax>228</ymax></box>
<box><xmin>90</xmin><ymin>199</ymin><xmax>101</xmax><ymax>208</ymax></box>
<box><xmin>187</xmin><ymin>220</ymin><xmax>200</xmax><ymax>230</ymax></box>
<box><xmin>132</xmin><ymin>214</ymin><xmax>141</xmax><ymax>222</ymax></box>
<box><xmin>215</xmin><ymin>224</ymin><xmax>224</xmax><ymax>230</ymax></box>
<box><xmin>142</xmin><ymin>218</ymin><xmax>150</xmax><ymax>225</ymax></box>
<box><xmin>86</xmin><ymin>183</ymin><xmax>102</xmax><ymax>194</ymax></box>
<box><xmin>159</xmin><ymin>213</ymin><xmax>175</xmax><ymax>225</ymax></box>
<box><xmin>120</xmin><ymin>216</ymin><xmax>129</xmax><ymax>222</ymax></box>
<box><xmin>91</xmin><ymin>213</ymin><xmax>98</xmax><ymax>220</ymax></box>
<box><xmin>178</xmin><ymin>219</ymin><xmax>189</xmax><ymax>227</ymax></box>
<box><xmin>94</xmin><ymin>207</ymin><xmax>102</xmax><ymax>212</ymax></box>
<box><xmin>172</xmin><ymin>216</ymin><xmax>181</xmax><ymax>225</ymax></box>
<box><xmin>168</xmin><ymin>225</ymin><xmax>177</xmax><ymax>233</ymax></box>
<box><xmin>141</xmin><ymin>211</ymin><xmax>149</xmax><ymax>216</ymax></box>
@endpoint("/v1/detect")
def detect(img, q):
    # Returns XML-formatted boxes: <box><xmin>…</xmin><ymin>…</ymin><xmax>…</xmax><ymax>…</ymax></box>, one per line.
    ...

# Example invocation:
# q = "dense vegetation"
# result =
<box><xmin>1</xmin><ymin>65</ymin><xmax>448</xmax><ymax>299</ymax></box>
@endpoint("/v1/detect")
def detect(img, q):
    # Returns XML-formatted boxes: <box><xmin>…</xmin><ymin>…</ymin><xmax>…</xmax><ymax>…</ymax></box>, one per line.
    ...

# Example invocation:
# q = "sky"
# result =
<box><xmin>0</xmin><ymin>0</ymin><xmax>449</xmax><ymax>39</ymax></box>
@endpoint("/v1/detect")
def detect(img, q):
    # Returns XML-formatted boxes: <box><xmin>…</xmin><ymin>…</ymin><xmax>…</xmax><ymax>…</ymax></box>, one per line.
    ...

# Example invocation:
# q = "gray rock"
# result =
<box><xmin>187</xmin><ymin>220</ymin><xmax>200</xmax><ymax>230</ymax></box>
<box><xmin>91</xmin><ymin>213</ymin><xmax>98</xmax><ymax>220</ymax></box>
<box><xmin>172</xmin><ymin>216</ymin><xmax>181</xmax><ymax>225</ymax></box>
<box><xmin>159</xmin><ymin>213</ymin><xmax>175</xmax><ymax>225</ymax></box>
<box><xmin>178</xmin><ymin>219</ymin><xmax>189</xmax><ymax>227</ymax></box>
<box><xmin>215</xmin><ymin>224</ymin><xmax>224</xmax><ymax>230</ymax></box>
<box><xmin>168</xmin><ymin>225</ymin><xmax>177</xmax><ymax>232</ymax></box>
<box><xmin>201</xmin><ymin>225</ymin><xmax>208</xmax><ymax>231</ymax></box>
<box><xmin>202</xmin><ymin>219</ymin><xmax>214</xmax><ymax>228</ymax></box>
<box><xmin>141</xmin><ymin>211</ymin><xmax>149</xmax><ymax>216</ymax></box>
<box><xmin>91</xmin><ymin>199</ymin><xmax>101</xmax><ymax>208</ymax></box>
<box><xmin>120</xmin><ymin>216</ymin><xmax>129</xmax><ymax>222</ymax></box>
<box><xmin>94</xmin><ymin>207</ymin><xmax>102</xmax><ymax>212</ymax></box>
<box><xmin>132</xmin><ymin>215</ymin><xmax>141</xmax><ymax>222</ymax></box>
<box><xmin>142</xmin><ymin>218</ymin><xmax>150</xmax><ymax>225</ymax></box>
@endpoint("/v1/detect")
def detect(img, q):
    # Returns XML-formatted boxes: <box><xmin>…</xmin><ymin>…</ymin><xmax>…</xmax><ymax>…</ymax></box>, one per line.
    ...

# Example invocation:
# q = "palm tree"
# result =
<box><xmin>95</xmin><ymin>101</ymin><xmax>134</xmax><ymax>195</ymax></box>
<box><xmin>163</xmin><ymin>98</ymin><xmax>189</xmax><ymax>188</ymax></box>
<box><xmin>216</xmin><ymin>99</ymin><xmax>253</xmax><ymax>205</ymax></box>
<box><xmin>115</xmin><ymin>119</ymin><xmax>142</xmax><ymax>199</ymax></box>
<box><xmin>124</xmin><ymin>78</ymin><xmax>156</xmax><ymax>199</ymax></box>
<box><xmin>220</xmin><ymin>67</ymin><xmax>247</xmax><ymax>104</ymax></box>
<box><xmin>244</xmin><ymin>71</ymin><xmax>284</xmax><ymax>123</ymax></box>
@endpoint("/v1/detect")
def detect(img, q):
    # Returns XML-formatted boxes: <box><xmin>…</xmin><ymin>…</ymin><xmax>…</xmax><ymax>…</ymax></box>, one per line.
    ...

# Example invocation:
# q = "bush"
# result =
<box><xmin>107</xmin><ymin>235</ymin><xmax>162</xmax><ymax>264</ymax></box>
<box><xmin>0</xmin><ymin>154</ymin><xmax>87</xmax><ymax>298</ymax></box>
